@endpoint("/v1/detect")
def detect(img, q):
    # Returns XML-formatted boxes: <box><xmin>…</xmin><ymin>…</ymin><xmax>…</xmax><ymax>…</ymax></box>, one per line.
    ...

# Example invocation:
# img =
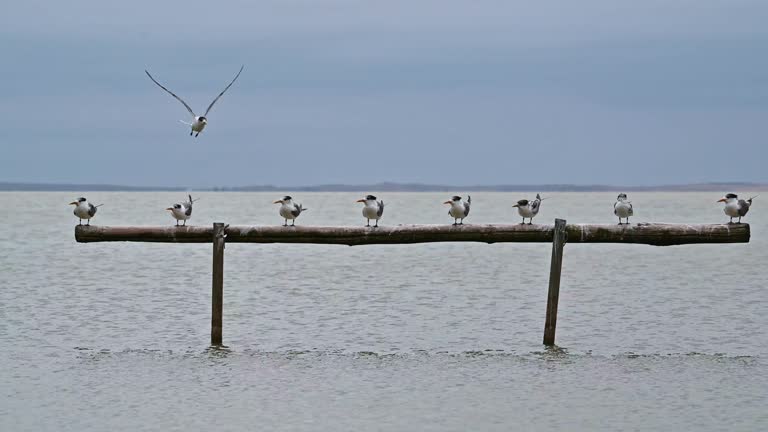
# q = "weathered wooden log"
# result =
<box><xmin>75</xmin><ymin>223</ymin><xmax>750</xmax><ymax>246</ymax></box>
<box><xmin>211</xmin><ymin>223</ymin><xmax>226</xmax><ymax>346</ymax></box>
<box><xmin>543</xmin><ymin>219</ymin><xmax>567</xmax><ymax>346</ymax></box>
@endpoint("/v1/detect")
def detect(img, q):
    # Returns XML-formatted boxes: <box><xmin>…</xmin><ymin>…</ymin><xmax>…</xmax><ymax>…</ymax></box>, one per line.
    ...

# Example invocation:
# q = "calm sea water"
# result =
<box><xmin>1</xmin><ymin>191</ymin><xmax>766</xmax><ymax>431</ymax></box>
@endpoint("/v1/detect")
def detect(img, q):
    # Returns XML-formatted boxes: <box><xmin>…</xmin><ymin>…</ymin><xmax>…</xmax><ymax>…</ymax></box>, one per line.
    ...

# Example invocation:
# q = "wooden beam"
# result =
<box><xmin>75</xmin><ymin>223</ymin><xmax>750</xmax><ymax>246</ymax></box>
<box><xmin>211</xmin><ymin>223</ymin><xmax>226</xmax><ymax>346</ymax></box>
<box><xmin>543</xmin><ymin>219</ymin><xmax>567</xmax><ymax>346</ymax></box>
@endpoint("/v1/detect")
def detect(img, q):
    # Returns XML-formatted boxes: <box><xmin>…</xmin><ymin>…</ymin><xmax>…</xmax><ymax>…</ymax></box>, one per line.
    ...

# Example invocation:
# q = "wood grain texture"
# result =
<box><xmin>75</xmin><ymin>223</ymin><xmax>750</xmax><ymax>246</ymax></box>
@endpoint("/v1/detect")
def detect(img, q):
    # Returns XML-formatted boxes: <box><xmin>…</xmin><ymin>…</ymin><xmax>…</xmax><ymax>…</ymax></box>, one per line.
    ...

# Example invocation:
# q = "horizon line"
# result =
<box><xmin>2</xmin><ymin>180</ymin><xmax>767</xmax><ymax>192</ymax></box>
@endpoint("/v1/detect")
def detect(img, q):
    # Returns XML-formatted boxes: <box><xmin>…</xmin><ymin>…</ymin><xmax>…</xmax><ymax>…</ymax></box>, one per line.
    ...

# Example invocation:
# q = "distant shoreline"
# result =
<box><xmin>2</xmin><ymin>181</ymin><xmax>766</xmax><ymax>192</ymax></box>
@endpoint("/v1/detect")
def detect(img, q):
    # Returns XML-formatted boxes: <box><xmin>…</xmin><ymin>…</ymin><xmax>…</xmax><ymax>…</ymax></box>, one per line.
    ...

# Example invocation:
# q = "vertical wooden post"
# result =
<box><xmin>211</xmin><ymin>222</ymin><xmax>226</xmax><ymax>346</ymax></box>
<box><xmin>543</xmin><ymin>218</ymin><xmax>567</xmax><ymax>346</ymax></box>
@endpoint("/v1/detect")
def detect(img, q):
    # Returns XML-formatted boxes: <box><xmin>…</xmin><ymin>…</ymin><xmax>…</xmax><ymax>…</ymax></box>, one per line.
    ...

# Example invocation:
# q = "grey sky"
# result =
<box><xmin>1</xmin><ymin>0</ymin><xmax>767</xmax><ymax>187</ymax></box>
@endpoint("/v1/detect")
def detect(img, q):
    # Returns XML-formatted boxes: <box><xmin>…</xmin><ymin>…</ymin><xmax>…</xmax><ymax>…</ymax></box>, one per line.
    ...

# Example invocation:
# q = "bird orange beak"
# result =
<box><xmin>69</xmin><ymin>201</ymin><xmax>78</xmax><ymax>205</ymax></box>
<box><xmin>717</xmin><ymin>198</ymin><xmax>727</xmax><ymax>203</ymax></box>
<box><xmin>443</xmin><ymin>201</ymin><xmax>451</xmax><ymax>205</ymax></box>
<box><xmin>273</xmin><ymin>200</ymin><xmax>283</xmax><ymax>204</ymax></box>
<box><xmin>356</xmin><ymin>199</ymin><xmax>365</xmax><ymax>203</ymax></box>
<box><xmin>166</xmin><ymin>207</ymin><xmax>173</xmax><ymax>211</ymax></box>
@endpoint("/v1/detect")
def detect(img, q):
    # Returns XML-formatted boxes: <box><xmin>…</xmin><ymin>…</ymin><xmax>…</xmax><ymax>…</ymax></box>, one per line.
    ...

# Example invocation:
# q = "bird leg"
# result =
<box><xmin>374</xmin><ymin>220</ymin><xmax>379</xmax><ymax>227</ymax></box>
<box><xmin>86</xmin><ymin>220</ymin><xmax>90</xmax><ymax>226</ymax></box>
<box><xmin>195</xmin><ymin>132</ymin><xmax>200</xmax><ymax>137</ymax></box>
<box><xmin>527</xmin><ymin>220</ymin><xmax>532</xmax><ymax>225</ymax></box>
<box><xmin>183</xmin><ymin>220</ymin><xmax>186</xmax><ymax>226</ymax></box>
<box><xmin>190</xmin><ymin>130</ymin><xmax>193</xmax><ymax>136</ymax></box>
<box><xmin>291</xmin><ymin>220</ymin><xmax>295</xmax><ymax>226</ymax></box>
<box><xmin>738</xmin><ymin>217</ymin><xmax>742</xmax><ymax>224</ymax></box>
<box><xmin>283</xmin><ymin>219</ymin><xmax>288</xmax><ymax>227</ymax></box>
<box><xmin>366</xmin><ymin>220</ymin><xmax>370</xmax><ymax>227</ymax></box>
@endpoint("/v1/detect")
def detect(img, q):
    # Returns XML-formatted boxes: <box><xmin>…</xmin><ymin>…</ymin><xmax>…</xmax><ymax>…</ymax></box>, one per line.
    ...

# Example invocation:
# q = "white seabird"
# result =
<box><xmin>512</xmin><ymin>194</ymin><xmax>542</xmax><ymax>225</ymax></box>
<box><xmin>145</xmin><ymin>65</ymin><xmax>244</xmax><ymax>137</ymax></box>
<box><xmin>443</xmin><ymin>195</ymin><xmax>471</xmax><ymax>225</ymax></box>
<box><xmin>166</xmin><ymin>194</ymin><xmax>196</xmax><ymax>226</ymax></box>
<box><xmin>69</xmin><ymin>197</ymin><xmax>102</xmax><ymax>226</ymax></box>
<box><xmin>718</xmin><ymin>193</ymin><xmax>755</xmax><ymax>224</ymax></box>
<box><xmin>613</xmin><ymin>193</ymin><xmax>634</xmax><ymax>225</ymax></box>
<box><xmin>273</xmin><ymin>196</ymin><xmax>308</xmax><ymax>226</ymax></box>
<box><xmin>356</xmin><ymin>195</ymin><xmax>384</xmax><ymax>227</ymax></box>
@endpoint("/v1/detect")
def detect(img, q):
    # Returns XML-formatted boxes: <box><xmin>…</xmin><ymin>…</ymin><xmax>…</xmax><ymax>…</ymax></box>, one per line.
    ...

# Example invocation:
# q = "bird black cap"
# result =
<box><xmin>366</xmin><ymin>195</ymin><xmax>377</xmax><ymax>200</ymax></box>
<box><xmin>725</xmin><ymin>193</ymin><xmax>738</xmax><ymax>199</ymax></box>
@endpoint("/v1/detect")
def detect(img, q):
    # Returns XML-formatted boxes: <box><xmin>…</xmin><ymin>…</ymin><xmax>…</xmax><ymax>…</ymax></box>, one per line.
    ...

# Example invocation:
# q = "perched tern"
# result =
<box><xmin>145</xmin><ymin>65</ymin><xmax>244</xmax><ymax>137</ymax></box>
<box><xmin>69</xmin><ymin>197</ymin><xmax>102</xmax><ymax>226</ymax></box>
<box><xmin>443</xmin><ymin>195</ymin><xmax>471</xmax><ymax>225</ymax></box>
<box><xmin>613</xmin><ymin>193</ymin><xmax>634</xmax><ymax>225</ymax></box>
<box><xmin>166</xmin><ymin>194</ymin><xmax>197</xmax><ymax>226</ymax></box>
<box><xmin>512</xmin><ymin>194</ymin><xmax>543</xmax><ymax>224</ymax></box>
<box><xmin>273</xmin><ymin>196</ymin><xmax>308</xmax><ymax>226</ymax></box>
<box><xmin>717</xmin><ymin>193</ymin><xmax>755</xmax><ymax>224</ymax></box>
<box><xmin>356</xmin><ymin>195</ymin><xmax>384</xmax><ymax>227</ymax></box>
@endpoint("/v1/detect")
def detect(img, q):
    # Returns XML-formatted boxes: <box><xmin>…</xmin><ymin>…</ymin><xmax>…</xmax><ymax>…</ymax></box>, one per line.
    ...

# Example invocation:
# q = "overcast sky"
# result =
<box><xmin>1</xmin><ymin>0</ymin><xmax>767</xmax><ymax>187</ymax></box>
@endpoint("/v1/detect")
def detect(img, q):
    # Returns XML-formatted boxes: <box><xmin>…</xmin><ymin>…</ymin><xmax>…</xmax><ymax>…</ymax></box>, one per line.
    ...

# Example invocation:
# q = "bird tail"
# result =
<box><xmin>467</xmin><ymin>195</ymin><xmax>471</xmax><ymax>204</ymax></box>
<box><xmin>179</xmin><ymin>119</ymin><xmax>192</xmax><ymax>126</ymax></box>
<box><xmin>95</xmin><ymin>204</ymin><xmax>104</xmax><ymax>208</ymax></box>
<box><xmin>749</xmin><ymin>195</ymin><xmax>758</xmax><ymax>203</ymax></box>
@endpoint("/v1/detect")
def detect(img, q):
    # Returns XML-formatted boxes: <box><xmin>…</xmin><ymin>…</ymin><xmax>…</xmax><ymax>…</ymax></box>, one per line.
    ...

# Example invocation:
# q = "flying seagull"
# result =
<box><xmin>718</xmin><ymin>193</ymin><xmax>755</xmax><ymax>224</ymax></box>
<box><xmin>443</xmin><ymin>195</ymin><xmax>471</xmax><ymax>225</ymax></box>
<box><xmin>356</xmin><ymin>195</ymin><xmax>384</xmax><ymax>227</ymax></box>
<box><xmin>274</xmin><ymin>196</ymin><xmax>308</xmax><ymax>226</ymax></box>
<box><xmin>613</xmin><ymin>193</ymin><xmax>634</xmax><ymax>225</ymax></box>
<box><xmin>145</xmin><ymin>65</ymin><xmax>244</xmax><ymax>137</ymax></box>
<box><xmin>512</xmin><ymin>193</ymin><xmax>543</xmax><ymax>225</ymax></box>
<box><xmin>166</xmin><ymin>195</ymin><xmax>197</xmax><ymax>226</ymax></box>
<box><xmin>69</xmin><ymin>197</ymin><xmax>102</xmax><ymax>226</ymax></box>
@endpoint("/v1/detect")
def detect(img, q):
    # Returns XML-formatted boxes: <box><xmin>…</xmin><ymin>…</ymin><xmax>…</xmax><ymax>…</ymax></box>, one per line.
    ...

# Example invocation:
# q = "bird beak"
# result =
<box><xmin>512</xmin><ymin>204</ymin><xmax>519</xmax><ymax>208</ymax></box>
<box><xmin>443</xmin><ymin>201</ymin><xmax>451</xmax><ymax>205</ymax></box>
<box><xmin>356</xmin><ymin>199</ymin><xmax>365</xmax><ymax>203</ymax></box>
<box><xmin>166</xmin><ymin>207</ymin><xmax>173</xmax><ymax>211</ymax></box>
<box><xmin>69</xmin><ymin>201</ymin><xmax>78</xmax><ymax>205</ymax></box>
<box><xmin>717</xmin><ymin>198</ymin><xmax>727</xmax><ymax>203</ymax></box>
<box><xmin>273</xmin><ymin>200</ymin><xmax>283</xmax><ymax>204</ymax></box>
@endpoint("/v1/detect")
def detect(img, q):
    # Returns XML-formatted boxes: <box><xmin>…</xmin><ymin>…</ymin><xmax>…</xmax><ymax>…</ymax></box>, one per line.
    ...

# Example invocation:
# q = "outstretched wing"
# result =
<box><xmin>145</xmin><ymin>70</ymin><xmax>196</xmax><ymax>117</ymax></box>
<box><xmin>204</xmin><ymin>65</ymin><xmax>244</xmax><ymax>116</ymax></box>
<box><xmin>377</xmin><ymin>200</ymin><xmax>385</xmax><ymax>217</ymax></box>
